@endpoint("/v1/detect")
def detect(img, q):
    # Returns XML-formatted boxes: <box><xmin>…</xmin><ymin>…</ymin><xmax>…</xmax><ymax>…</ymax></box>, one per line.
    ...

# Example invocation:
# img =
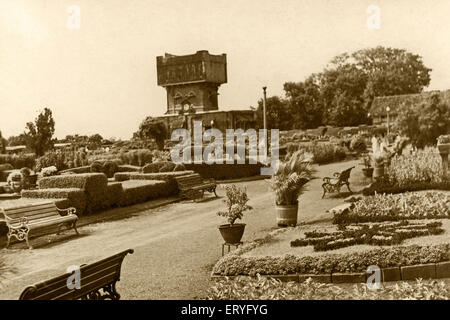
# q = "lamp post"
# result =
<box><xmin>386</xmin><ymin>106</ymin><xmax>390</xmax><ymax>135</ymax></box>
<box><xmin>262</xmin><ymin>86</ymin><xmax>267</xmax><ymax>130</ymax></box>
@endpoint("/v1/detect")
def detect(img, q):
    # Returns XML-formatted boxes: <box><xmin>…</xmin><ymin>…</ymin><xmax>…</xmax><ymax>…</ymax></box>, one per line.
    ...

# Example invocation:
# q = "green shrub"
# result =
<box><xmin>334</xmin><ymin>192</ymin><xmax>450</xmax><ymax>224</ymax></box>
<box><xmin>102</xmin><ymin>160</ymin><xmax>118</xmax><ymax>178</ymax></box>
<box><xmin>36</xmin><ymin>151</ymin><xmax>67</xmax><ymax>171</ymax></box>
<box><xmin>90</xmin><ymin>161</ymin><xmax>103</xmax><ymax>173</ymax></box>
<box><xmin>142</xmin><ymin>161</ymin><xmax>175</xmax><ymax>173</ymax></box>
<box><xmin>212</xmin><ymin>244</ymin><xmax>450</xmax><ymax>276</ymax></box>
<box><xmin>113</xmin><ymin>172</ymin><xmax>132</xmax><ymax>182</ymax></box>
<box><xmin>349</xmin><ymin>135</ymin><xmax>367</xmax><ymax>153</ymax></box>
<box><xmin>0</xmin><ymin>154</ymin><xmax>36</xmax><ymax>169</ymax></box>
<box><xmin>59</xmin><ymin>166</ymin><xmax>91</xmax><ymax>174</ymax></box>
<box><xmin>21</xmin><ymin>188</ymin><xmax>87</xmax><ymax>215</ymax></box>
<box><xmin>128</xmin><ymin>171</ymin><xmax>193</xmax><ymax>195</ymax></box>
<box><xmin>119</xmin><ymin>180</ymin><xmax>168</xmax><ymax>206</ymax></box>
<box><xmin>386</xmin><ymin>147</ymin><xmax>447</xmax><ymax>186</ymax></box>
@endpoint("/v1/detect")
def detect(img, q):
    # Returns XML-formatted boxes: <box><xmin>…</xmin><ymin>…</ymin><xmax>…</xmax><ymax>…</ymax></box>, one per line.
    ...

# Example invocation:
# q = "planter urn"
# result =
<box><xmin>218</xmin><ymin>223</ymin><xmax>246</xmax><ymax>244</ymax></box>
<box><xmin>275</xmin><ymin>203</ymin><xmax>298</xmax><ymax>227</ymax></box>
<box><xmin>362</xmin><ymin>167</ymin><xmax>374</xmax><ymax>178</ymax></box>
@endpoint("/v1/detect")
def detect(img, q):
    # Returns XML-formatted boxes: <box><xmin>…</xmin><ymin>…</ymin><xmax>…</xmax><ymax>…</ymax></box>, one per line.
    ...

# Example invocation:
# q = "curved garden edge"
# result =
<box><xmin>211</xmin><ymin>261</ymin><xmax>450</xmax><ymax>284</ymax></box>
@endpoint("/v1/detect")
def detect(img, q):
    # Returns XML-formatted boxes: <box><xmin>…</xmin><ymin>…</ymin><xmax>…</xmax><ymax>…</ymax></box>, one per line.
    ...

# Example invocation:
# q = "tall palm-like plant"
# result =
<box><xmin>270</xmin><ymin>151</ymin><xmax>314</xmax><ymax>205</ymax></box>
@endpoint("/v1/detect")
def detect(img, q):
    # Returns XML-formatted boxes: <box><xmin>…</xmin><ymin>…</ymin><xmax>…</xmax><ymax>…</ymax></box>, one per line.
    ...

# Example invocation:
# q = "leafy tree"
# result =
<box><xmin>284</xmin><ymin>75</ymin><xmax>324</xmax><ymax>129</ymax></box>
<box><xmin>137</xmin><ymin>116</ymin><xmax>168</xmax><ymax>150</ymax></box>
<box><xmin>395</xmin><ymin>94</ymin><xmax>450</xmax><ymax>148</ymax></box>
<box><xmin>88</xmin><ymin>134</ymin><xmax>103</xmax><ymax>150</ymax></box>
<box><xmin>257</xmin><ymin>96</ymin><xmax>290</xmax><ymax>130</ymax></box>
<box><xmin>24</xmin><ymin>108</ymin><xmax>55</xmax><ymax>156</ymax></box>
<box><xmin>316</xmin><ymin>46</ymin><xmax>430</xmax><ymax>127</ymax></box>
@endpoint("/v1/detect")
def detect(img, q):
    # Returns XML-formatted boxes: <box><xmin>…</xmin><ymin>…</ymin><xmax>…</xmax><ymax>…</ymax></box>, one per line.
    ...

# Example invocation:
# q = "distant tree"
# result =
<box><xmin>396</xmin><ymin>94</ymin><xmax>450</xmax><ymax>148</ymax></box>
<box><xmin>257</xmin><ymin>96</ymin><xmax>290</xmax><ymax>130</ymax></box>
<box><xmin>284</xmin><ymin>74</ymin><xmax>324</xmax><ymax>129</ymax></box>
<box><xmin>24</xmin><ymin>108</ymin><xmax>55</xmax><ymax>156</ymax></box>
<box><xmin>319</xmin><ymin>46</ymin><xmax>431</xmax><ymax>127</ymax></box>
<box><xmin>88</xmin><ymin>134</ymin><xmax>103</xmax><ymax>150</ymax></box>
<box><xmin>137</xmin><ymin>116</ymin><xmax>168</xmax><ymax>150</ymax></box>
<box><xmin>7</xmin><ymin>134</ymin><xmax>28</xmax><ymax>147</ymax></box>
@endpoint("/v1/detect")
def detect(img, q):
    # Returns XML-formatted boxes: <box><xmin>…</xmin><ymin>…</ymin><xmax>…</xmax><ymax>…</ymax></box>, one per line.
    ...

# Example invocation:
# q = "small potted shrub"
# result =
<box><xmin>269</xmin><ymin>150</ymin><xmax>313</xmax><ymax>227</ymax></box>
<box><xmin>361</xmin><ymin>155</ymin><xmax>374</xmax><ymax>178</ymax></box>
<box><xmin>217</xmin><ymin>185</ymin><xmax>252</xmax><ymax>244</ymax></box>
<box><xmin>20</xmin><ymin>167</ymin><xmax>37</xmax><ymax>189</ymax></box>
<box><xmin>437</xmin><ymin>135</ymin><xmax>450</xmax><ymax>154</ymax></box>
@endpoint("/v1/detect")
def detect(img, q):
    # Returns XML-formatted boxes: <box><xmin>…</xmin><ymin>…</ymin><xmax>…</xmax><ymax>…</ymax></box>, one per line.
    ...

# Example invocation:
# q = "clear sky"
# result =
<box><xmin>1</xmin><ymin>0</ymin><xmax>450</xmax><ymax>140</ymax></box>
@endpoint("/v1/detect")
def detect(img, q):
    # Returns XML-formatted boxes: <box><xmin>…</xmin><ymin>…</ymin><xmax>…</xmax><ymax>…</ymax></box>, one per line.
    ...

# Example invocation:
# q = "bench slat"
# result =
<box><xmin>4</xmin><ymin>202</ymin><xmax>55</xmax><ymax>214</ymax></box>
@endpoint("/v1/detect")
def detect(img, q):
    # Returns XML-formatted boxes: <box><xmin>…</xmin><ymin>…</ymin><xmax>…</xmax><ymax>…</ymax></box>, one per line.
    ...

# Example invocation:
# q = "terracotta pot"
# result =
<box><xmin>362</xmin><ymin>167</ymin><xmax>374</xmax><ymax>178</ymax></box>
<box><xmin>276</xmin><ymin>203</ymin><xmax>298</xmax><ymax>227</ymax></box>
<box><xmin>437</xmin><ymin>143</ymin><xmax>450</xmax><ymax>154</ymax></box>
<box><xmin>373</xmin><ymin>165</ymin><xmax>385</xmax><ymax>180</ymax></box>
<box><xmin>219</xmin><ymin>223</ymin><xmax>246</xmax><ymax>244</ymax></box>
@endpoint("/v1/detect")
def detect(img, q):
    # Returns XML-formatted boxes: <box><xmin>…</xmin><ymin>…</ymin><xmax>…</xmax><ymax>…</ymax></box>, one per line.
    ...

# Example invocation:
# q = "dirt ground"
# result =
<box><xmin>0</xmin><ymin>159</ymin><xmax>366</xmax><ymax>299</ymax></box>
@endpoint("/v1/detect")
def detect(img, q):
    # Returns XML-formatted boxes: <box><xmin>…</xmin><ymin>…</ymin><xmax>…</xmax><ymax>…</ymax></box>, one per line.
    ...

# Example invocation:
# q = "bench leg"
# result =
<box><xmin>5</xmin><ymin>231</ymin><xmax>11</xmax><ymax>249</ymax></box>
<box><xmin>213</xmin><ymin>186</ymin><xmax>218</xmax><ymax>197</ymax></box>
<box><xmin>25</xmin><ymin>233</ymin><xmax>32</xmax><ymax>250</ymax></box>
<box><xmin>73</xmin><ymin>221</ymin><xmax>80</xmax><ymax>235</ymax></box>
<box><xmin>346</xmin><ymin>183</ymin><xmax>352</xmax><ymax>193</ymax></box>
<box><xmin>321</xmin><ymin>184</ymin><xmax>327</xmax><ymax>199</ymax></box>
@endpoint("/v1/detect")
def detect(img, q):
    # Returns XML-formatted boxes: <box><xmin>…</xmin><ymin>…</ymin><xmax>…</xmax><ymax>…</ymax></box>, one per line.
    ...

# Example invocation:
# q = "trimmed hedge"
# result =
<box><xmin>0</xmin><ymin>154</ymin><xmax>35</xmax><ymax>169</ymax></box>
<box><xmin>38</xmin><ymin>173</ymin><xmax>108</xmax><ymax>214</ymax></box>
<box><xmin>105</xmin><ymin>182</ymin><xmax>124</xmax><ymax>208</ymax></box>
<box><xmin>117</xmin><ymin>165</ymin><xmax>142</xmax><ymax>172</ymax></box>
<box><xmin>184</xmin><ymin>163</ymin><xmax>263</xmax><ymax>180</ymax></box>
<box><xmin>213</xmin><ymin>244</ymin><xmax>450</xmax><ymax>276</ymax></box>
<box><xmin>119</xmin><ymin>180</ymin><xmax>168</xmax><ymax>206</ymax></box>
<box><xmin>142</xmin><ymin>161</ymin><xmax>176</xmax><ymax>173</ymax></box>
<box><xmin>0</xmin><ymin>163</ymin><xmax>14</xmax><ymax>171</ymax></box>
<box><xmin>21</xmin><ymin>188</ymin><xmax>87</xmax><ymax>216</ymax></box>
<box><xmin>59</xmin><ymin>166</ymin><xmax>91</xmax><ymax>174</ymax></box>
<box><xmin>114</xmin><ymin>170</ymin><xmax>193</xmax><ymax>195</ymax></box>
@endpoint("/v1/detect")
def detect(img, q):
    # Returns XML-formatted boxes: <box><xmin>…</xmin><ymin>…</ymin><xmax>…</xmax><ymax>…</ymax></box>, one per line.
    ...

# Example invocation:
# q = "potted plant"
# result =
<box><xmin>269</xmin><ymin>150</ymin><xmax>313</xmax><ymax>227</ymax></box>
<box><xmin>217</xmin><ymin>185</ymin><xmax>252</xmax><ymax>244</ymax></box>
<box><xmin>437</xmin><ymin>135</ymin><xmax>450</xmax><ymax>154</ymax></box>
<box><xmin>361</xmin><ymin>154</ymin><xmax>374</xmax><ymax>178</ymax></box>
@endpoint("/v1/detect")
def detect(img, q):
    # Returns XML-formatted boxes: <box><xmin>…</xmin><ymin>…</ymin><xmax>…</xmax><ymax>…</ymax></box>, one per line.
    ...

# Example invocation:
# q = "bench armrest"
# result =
<box><xmin>7</xmin><ymin>216</ymin><xmax>29</xmax><ymax>229</ymax></box>
<box><xmin>57</xmin><ymin>207</ymin><xmax>77</xmax><ymax>217</ymax></box>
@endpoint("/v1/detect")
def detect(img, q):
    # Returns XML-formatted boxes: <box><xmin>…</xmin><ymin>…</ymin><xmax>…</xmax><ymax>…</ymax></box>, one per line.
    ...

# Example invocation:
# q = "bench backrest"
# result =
<box><xmin>2</xmin><ymin>202</ymin><xmax>59</xmax><ymax>225</ymax></box>
<box><xmin>338</xmin><ymin>167</ymin><xmax>354</xmax><ymax>182</ymax></box>
<box><xmin>175</xmin><ymin>174</ymin><xmax>203</xmax><ymax>188</ymax></box>
<box><xmin>19</xmin><ymin>249</ymin><xmax>134</xmax><ymax>300</ymax></box>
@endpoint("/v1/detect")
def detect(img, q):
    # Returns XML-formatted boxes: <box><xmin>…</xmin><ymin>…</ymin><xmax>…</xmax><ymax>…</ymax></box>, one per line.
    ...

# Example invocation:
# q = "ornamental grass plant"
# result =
<box><xmin>269</xmin><ymin>151</ymin><xmax>314</xmax><ymax>206</ymax></box>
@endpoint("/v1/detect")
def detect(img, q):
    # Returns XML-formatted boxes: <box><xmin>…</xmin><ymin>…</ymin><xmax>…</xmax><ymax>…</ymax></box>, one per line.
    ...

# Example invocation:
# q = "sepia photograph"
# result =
<box><xmin>0</xmin><ymin>0</ymin><xmax>450</xmax><ymax>308</ymax></box>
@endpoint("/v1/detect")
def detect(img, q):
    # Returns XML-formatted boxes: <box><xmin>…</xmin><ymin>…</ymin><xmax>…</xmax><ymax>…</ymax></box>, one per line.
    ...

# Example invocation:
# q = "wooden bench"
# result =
<box><xmin>19</xmin><ymin>249</ymin><xmax>134</xmax><ymax>300</ymax></box>
<box><xmin>1</xmin><ymin>201</ymin><xmax>78</xmax><ymax>249</ymax></box>
<box><xmin>321</xmin><ymin>166</ymin><xmax>355</xmax><ymax>198</ymax></box>
<box><xmin>175</xmin><ymin>173</ymin><xmax>217</xmax><ymax>201</ymax></box>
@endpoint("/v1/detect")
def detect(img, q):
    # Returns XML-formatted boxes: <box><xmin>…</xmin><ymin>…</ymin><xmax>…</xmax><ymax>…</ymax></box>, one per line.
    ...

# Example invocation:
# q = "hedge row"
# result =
<box><xmin>116</xmin><ymin>165</ymin><xmax>142</xmax><ymax>172</ymax></box>
<box><xmin>362</xmin><ymin>180</ymin><xmax>450</xmax><ymax>196</ymax></box>
<box><xmin>184</xmin><ymin>163</ymin><xmax>263</xmax><ymax>180</ymax></box>
<box><xmin>21</xmin><ymin>188</ymin><xmax>87</xmax><ymax>216</ymax></box>
<box><xmin>119</xmin><ymin>180</ymin><xmax>168</xmax><ymax>206</ymax></box>
<box><xmin>0</xmin><ymin>154</ymin><xmax>36</xmax><ymax>169</ymax></box>
<box><xmin>59</xmin><ymin>166</ymin><xmax>91</xmax><ymax>174</ymax></box>
<box><xmin>213</xmin><ymin>244</ymin><xmax>450</xmax><ymax>276</ymax></box>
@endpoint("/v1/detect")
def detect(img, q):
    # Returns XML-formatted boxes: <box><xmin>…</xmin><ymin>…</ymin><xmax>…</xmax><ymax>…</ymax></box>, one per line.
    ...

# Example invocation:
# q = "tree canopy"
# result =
<box><xmin>24</xmin><ymin>108</ymin><xmax>55</xmax><ymax>156</ymax></box>
<box><xmin>137</xmin><ymin>116</ymin><xmax>168</xmax><ymax>150</ymax></box>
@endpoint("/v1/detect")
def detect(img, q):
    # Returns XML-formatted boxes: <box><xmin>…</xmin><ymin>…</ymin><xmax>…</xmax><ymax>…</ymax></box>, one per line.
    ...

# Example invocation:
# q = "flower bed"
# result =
<box><xmin>212</xmin><ymin>243</ymin><xmax>450</xmax><ymax>276</ymax></box>
<box><xmin>333</xmin><ymin>192</ymin><xmax>450</xmax><ymax>224</ymax></box>
<box><xmin>208</xmin><ymin>276</ymin><xmax>450</xmax><ymax>300</ymax></box>
<box><xmin>290</xmin><ymin>221</ymin><xmax>444</xmax><ymax>251</ymax></box>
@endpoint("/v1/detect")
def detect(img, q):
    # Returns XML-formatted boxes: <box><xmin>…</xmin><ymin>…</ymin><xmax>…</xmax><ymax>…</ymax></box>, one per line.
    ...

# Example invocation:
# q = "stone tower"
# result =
<box><xmin>156</xmin><ymin>50</ymin><xmax>227</xmax><ymax>114</ymax></box>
